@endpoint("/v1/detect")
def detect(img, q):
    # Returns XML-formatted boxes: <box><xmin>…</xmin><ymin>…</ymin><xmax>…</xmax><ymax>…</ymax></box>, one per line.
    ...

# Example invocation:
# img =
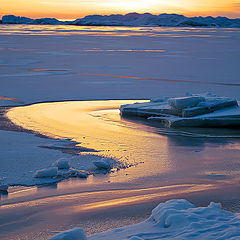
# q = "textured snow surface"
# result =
<box><xmin>0</xmin><ymin>131</ymin><xmax>102</xmax><ymax>186</ymax></box>
<box><xmin>50</xmin><ymin>228</ymin><xmax>86</xmax><ymax>240</ymax></box>
<box><xmin>2</xmin><ymin>13</ymin><xmax>240</xmax><ymax>28</ymax></box>
<box><xmin>50</xmin><ymin>199</ymin><xmax>240</xmax><ymax>240</ymax></box>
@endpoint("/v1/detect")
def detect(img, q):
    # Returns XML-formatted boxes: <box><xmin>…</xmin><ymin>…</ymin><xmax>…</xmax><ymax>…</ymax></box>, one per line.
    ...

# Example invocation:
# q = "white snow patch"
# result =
<box><xmin>87</xmin><ymin>199</ymin><xmax>240</xmax><ymax>239</ymax></box>
<box><xmin>50</xmin><ymin>199</ymin><xmax>240</xmax><ymax>240</ymax></box>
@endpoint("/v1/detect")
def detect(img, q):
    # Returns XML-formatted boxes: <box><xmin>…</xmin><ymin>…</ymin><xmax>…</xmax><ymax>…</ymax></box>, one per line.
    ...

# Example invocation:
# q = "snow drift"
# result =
<box><xmin>120</xmin><ymin>94</ymin><xmax>240</xmax><ymax>127</ymax></box>
<box><xmin>50</xmin><ymin>199</ymin><xmax>240</xmax><ymax>240</ymax></box>
<box><xmin>2</xmin><ymin>13</ymin><xmax>240</xmax><ymax>28</ymax></box>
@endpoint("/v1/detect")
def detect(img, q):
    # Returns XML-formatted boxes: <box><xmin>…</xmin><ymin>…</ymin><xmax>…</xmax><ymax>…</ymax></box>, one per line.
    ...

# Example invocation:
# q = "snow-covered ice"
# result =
<box><xmin>50</xmin><ymin>199</ymin><xmax>240</xmax><ymax>240</ymax></box>
<box><xmin>0</xmin><ymin>130</ymin><xmax>104</xmax><ymax>187</ymax></box>
<box><xmin>168</xmin><ymin>96</ymin><xmax>206</xmax><ymax>109</ymax></box>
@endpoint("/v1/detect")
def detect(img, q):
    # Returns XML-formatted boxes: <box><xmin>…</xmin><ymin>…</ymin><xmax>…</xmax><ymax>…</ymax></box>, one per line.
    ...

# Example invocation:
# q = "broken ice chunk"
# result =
<box><xmin>168</xmin><ymin>96</ymin><xmax>205</xmax><ymax>110</ymax></box>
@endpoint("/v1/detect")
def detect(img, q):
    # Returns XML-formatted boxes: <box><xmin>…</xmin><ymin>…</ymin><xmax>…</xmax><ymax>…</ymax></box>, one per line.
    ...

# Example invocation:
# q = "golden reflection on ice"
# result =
<box><xmin>1</xmin><ymin>183</ymin><xmax>215</xmax><ymax>210</ymax></box>
<box><xmin>75</xmin><ymin>184</ymin><xmax>215</xmax><ymax>212</ymax></box>
<box><xmin>6</xmin><ymin>100</ymin><xmax>173</xmax><ymax>179</ymax></box>
<box><xmin>0</xmin><ymin>25</ymin><xmax>234</xmax><ymax>38</ymax></box>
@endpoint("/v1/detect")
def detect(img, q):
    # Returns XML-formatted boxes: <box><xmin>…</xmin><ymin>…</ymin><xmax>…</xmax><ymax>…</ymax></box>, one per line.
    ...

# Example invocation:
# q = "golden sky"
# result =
<box><xmin>1</xmin><ymin>0</ymin><xmax>240</xmax><ymax>19</ymax></box>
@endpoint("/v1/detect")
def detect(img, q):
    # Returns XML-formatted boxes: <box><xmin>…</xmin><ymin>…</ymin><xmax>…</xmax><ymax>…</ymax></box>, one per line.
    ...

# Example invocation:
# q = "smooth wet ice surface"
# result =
<box><xmin>0</xmin><ymin>25</ymin><xmax>240</xmax><ymax>105</ymax></box>
<box><xmin>6</xmin><ymin>100</ymin><xmax>240</xmax><ymax>186</ymax></box>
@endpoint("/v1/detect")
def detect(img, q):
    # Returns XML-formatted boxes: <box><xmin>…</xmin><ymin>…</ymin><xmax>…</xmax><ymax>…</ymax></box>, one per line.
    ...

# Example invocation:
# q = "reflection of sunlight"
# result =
<box><xmin>1</xmin><ymin>183</ymin><xmax>215</xmax><ymax>210</ymax></box>
<box><xmin>6</xmin><ymin>100</ymin><xmax>240</xmax><ymax>185</ymax></box>
<box><xmin>72</xmin><ymin>184</ymin><xmax>215</xmax><ymax>212</ymax></box>
<box><xmin>6</xmin><ymin>100</ymin><xmax>174</xmax><ymax>181</ymax></box>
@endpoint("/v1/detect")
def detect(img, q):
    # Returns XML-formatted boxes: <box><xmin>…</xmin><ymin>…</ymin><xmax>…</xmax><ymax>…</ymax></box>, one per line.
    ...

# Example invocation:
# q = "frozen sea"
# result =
<box><xmin>0</xmin><ymin>25</ymin><xmax>240</xmax><ymax>239</ymax></box>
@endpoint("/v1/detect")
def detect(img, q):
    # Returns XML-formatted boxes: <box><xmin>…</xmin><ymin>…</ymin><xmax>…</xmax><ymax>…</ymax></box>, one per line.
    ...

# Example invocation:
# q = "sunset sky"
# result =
<box><xmin>1</xmin><ymin>0</ymin><xmax>240</xmax><ymax>19</ymax></box>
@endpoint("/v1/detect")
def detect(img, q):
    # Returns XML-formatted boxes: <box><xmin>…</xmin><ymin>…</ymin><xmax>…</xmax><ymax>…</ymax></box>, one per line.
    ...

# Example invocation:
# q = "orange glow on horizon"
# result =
<box><xmin>1</xmin><ymin>0</ymin><xmax>240</xmax><ymax>19</ymax></box>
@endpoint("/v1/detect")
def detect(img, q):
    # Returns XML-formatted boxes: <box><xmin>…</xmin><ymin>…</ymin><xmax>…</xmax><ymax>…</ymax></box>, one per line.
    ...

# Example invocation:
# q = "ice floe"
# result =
<box><xmin>120</xmin><ymin>94</ymin><xmax>240</xmax><ymax>127</ymax></box>
<box><xmin>50</xmin><ymin>199</ymin><xmax>240</xmax><ymax>240</ymax></box>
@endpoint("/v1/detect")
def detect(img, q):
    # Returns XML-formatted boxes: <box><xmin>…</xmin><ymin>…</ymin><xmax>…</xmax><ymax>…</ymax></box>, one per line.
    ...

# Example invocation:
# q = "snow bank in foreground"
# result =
<box><xmin>2</xmin><ymin>13</ymin><xmax>240</xmax><ymax>28</ymax></box>
<box><xmin>121</xmin><ymin>94</ymin><xmax>240</xmax><ymax>127</ymax></box>
<box><xmin>50</xmin><ymin>199</ymin><xmax>240</xmax><ymax>240</ymax></box>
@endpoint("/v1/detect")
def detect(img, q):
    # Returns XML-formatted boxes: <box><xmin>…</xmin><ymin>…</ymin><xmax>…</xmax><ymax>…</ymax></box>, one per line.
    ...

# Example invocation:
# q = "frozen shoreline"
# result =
<box><xmin>1</xmin><ymin>25</ymin><xmax>240</xmax><ymax>240</ymax></box>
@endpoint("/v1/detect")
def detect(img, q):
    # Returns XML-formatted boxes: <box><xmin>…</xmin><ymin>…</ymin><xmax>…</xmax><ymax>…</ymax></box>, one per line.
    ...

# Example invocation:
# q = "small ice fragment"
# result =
<box><xmin>34</xmin><ymin>167</ymin><xmax>58</xmax><ymax>178</ymax></box>
<box><xmin>49</xmin><ymin>228</ymin><xmax>87</xmax><ymax>240</ymax></box>
<box><xmin>54</xmin><ymin>158</ymin><xmax>70</xmax><ymax>169</ymax></box>
<box><xmin>93</xmin><ymin>158</ymin><xmax>112</xmax><ymax>169</ymax></box>
<box><xmin>168</xmin><ymin>96</ymin><xmax>205</xmax><ymax>110</ymax></box>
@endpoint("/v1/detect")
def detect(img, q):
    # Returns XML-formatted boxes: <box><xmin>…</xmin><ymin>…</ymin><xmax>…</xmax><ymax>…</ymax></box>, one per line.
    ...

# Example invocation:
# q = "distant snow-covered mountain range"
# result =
<box><xmin>1</xmin><ymin>13</ymin><xmax>240</xmax><ymax>28</ymax></box>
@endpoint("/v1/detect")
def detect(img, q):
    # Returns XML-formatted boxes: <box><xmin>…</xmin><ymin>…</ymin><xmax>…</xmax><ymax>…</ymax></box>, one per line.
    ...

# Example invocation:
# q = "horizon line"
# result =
<box><xmin>1</xmin><ymin>12</ymin><xmax>240</xmax><ymax>21</ymax></box>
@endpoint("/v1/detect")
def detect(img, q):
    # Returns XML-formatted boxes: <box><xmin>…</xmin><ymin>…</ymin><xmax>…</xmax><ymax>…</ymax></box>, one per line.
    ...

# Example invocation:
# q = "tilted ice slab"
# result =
<box><xmin>120</xmin><ymin>95</ymin><xmax>240</xmax><ymax>127</ymax></box>
<box><xmin>50</xmin><ymin>199</ymin><xmax>240</xmax><ymax>240</ymax></box>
